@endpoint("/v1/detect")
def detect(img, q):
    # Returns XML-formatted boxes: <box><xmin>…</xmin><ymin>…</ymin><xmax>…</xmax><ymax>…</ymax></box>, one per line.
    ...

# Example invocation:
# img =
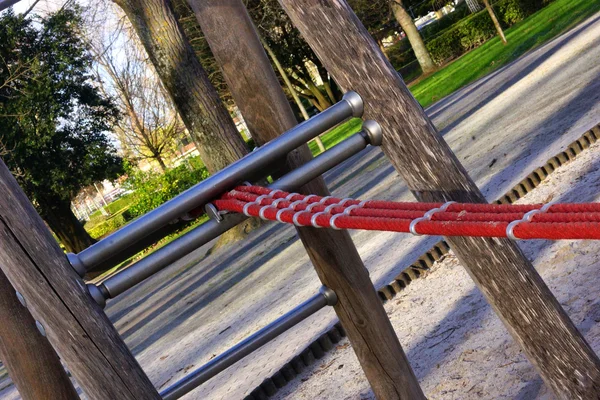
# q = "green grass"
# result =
<box><xmin>91</xmin><ymin>215</ymin><xmax>209</xmax><ymax>282</ymax></box>
<box><xmin>411</xmin><ymin>0</ymin><xmax>600</xmax><ymax>108</ymax></box>
<box><xmin>308</xmin><ymin>118</ymin><xmax>363</xmax><ymax>155</ymax></box>
<box><xmin>83</xmin><ymin>194</ymin><xmax>134</xmax><ymax>232</ymax></box>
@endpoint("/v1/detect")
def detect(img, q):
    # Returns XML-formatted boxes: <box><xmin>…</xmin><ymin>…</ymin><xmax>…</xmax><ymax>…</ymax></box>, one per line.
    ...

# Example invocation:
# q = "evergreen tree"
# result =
<box><xmin>0</xmin><ymin>8</ymin><xmax>123</xmax><ymax>253</ymax></box>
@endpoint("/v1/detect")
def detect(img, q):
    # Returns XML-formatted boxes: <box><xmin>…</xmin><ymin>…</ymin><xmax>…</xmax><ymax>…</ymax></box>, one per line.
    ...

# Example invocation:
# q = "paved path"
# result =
<box><xmin>3</xmin><ymin>12</ymin><xmax>600</xmax><ymax>400</ymax></box>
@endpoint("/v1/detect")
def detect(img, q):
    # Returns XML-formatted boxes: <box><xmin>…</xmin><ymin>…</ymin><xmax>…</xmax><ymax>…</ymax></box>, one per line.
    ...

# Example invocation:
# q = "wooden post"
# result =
<box><xmin>186</xmin><ymin>1</ymin><xmax>425</xmax><ymax>398</ymax></box>
<box><xmin>0</xmin><ymin>159</ymin><xmax>160</xmax><ymax>400</ymax></box>
<box><xmin>0</xmin><ymin>269</ymin><xmax>79</xmax><ymax>400</ymax></box>
<box><xmin>275</xmin><ymin>1</ymin><xmax>600</xmax><ymax>398</ymax></box>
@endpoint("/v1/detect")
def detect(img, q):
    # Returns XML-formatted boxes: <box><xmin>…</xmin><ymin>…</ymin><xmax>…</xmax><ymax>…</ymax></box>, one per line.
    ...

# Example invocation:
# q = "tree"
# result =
<box><xmin>261</xmin><ymin>37</ymin><xmax>326</xmax><ymax>152</ymax></box>
<box><xmin>112</xmin><ymin>0</ymin><xmax>249</xmax><ymax>175</ymax></box>
<box><xmin>0</xmin><ymin>8</ymin><xmax>123</xmax><ymax>253</ymax></box>
<box><xmin>95</xmin><ymin>43</ymin><xmax>185</xmax><ymax>171</ymax></box>
<box><xmin>170</xmin><ymin>0</ymin><xmax>235</xmax><ymax>108</ymax></box>
<box><xmin>348</xmin><ymin>0</ymin><xmax>394</xmax><ymax>54</ymax></box>
<box><xmin>247</xmin><ymin>0</ymin><xmax>341</xmax><ymax>112</ymax></box>
<box><xmin>389</xmin><ymin>0</ymin><xmax>437</xmax><ymax>74</ymax></box>
<box><xmin>483</xmin><ymin>0</ymin><xmax>507</xmax><ymax>44</ymax></box>
<box><xmin>83</xmin><ymin>1</ymin><xmax>192</xmax><ymax>172</ymax></box>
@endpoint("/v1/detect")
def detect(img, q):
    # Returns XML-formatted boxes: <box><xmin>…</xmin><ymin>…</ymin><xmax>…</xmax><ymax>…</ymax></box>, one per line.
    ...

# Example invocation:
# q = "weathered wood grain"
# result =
<box><xmin>0</xmin><ymin>269</ymin><xmax>79</xmax><ymax>400</ymax></box>
<box><xmin>0</xmin><ymin>159</ymin><xmax>160</xmax><ymax>400</ymax></box>
<box><xmin>186</xmin><ymin>1</ymin><xmax>425</xmax><ymax>398</ymax></box>
<box><xmin>275</xmin><ymin>0</ymin><xmax>600</xmax><ymax>398</ymax></box>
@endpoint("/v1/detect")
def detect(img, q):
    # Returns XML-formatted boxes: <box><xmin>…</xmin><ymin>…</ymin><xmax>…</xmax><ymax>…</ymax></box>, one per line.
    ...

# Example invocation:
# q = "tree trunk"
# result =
<box><xmin>275</xmin><ymin>1</ymin><xmax>600</xmax><ymax>398</ymax></box>
<box><xmin>303</xmin><ymin>74</ymin><xmax>332</xmax><ymax>110</ymax></box>
<box><xmin>322</xmin><ymin>81</ymin><xmax>336</xmax><ymax>105</ymax></box>
<box><xmin>390</xmin><ymin>0</ymin><xmax>436</xmax><ymax>74</ymax></box>
<box><xmin>466</xmin><ymin>0</ymin><xmax>483</xmax><ymax>13</ymax></box>
<box><xmin>154</xmin><ymin>154</ymin><xmax>168</xmax><ymax>171</ymax></box>
<box><xmin>0</xmin><ymin>269</ymin><xmax>79</xmax><ymax>400</ymax></box>
<box><xmin>262</xmin><ymin>38</ymin><xmax>326</xmax><ymax>153</ymax></box>
<box><xmin>483</xmin><ymin>0</ymin><xmax>507</xmax><ymax>44</ymax></box>
<box><xmin>186</xmin><ymin>1</ymin><xmax>426</xmax><ymax>398</ymax></box>
<box><xmin>113</xmin><ymin>0</ymin><xmax>248</xmax><ymax>174</ymax></box>
<box><xmin>94</xmin><ymin>183</ymin><xmax>108</xmax><ymax>207</ymax></box>
<box><xmin>377</xmin><ymin>38</ymin><xmax>389</xmax><ymax>59</ymax></box>
<box><xmin>38</xmin><ymin>196</ymin><xmax>96</xmax><ymax>253</ymax></box>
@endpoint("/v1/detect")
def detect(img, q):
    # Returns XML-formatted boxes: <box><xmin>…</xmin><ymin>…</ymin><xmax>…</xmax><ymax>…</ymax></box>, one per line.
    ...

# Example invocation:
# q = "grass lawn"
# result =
<box><xmin>411</xmin><ymin>0</ymin><xmax>600</xmax><ymax>108</ymax></box>
<box><xmin>305</xmin><ymin>0</ymin><xmax>600</xmax><ymax>152</ymax></box>
<box><xmin>308</xmin><ymin>118</ymin><xmax>363</xmax><ymax>156</ymax></box>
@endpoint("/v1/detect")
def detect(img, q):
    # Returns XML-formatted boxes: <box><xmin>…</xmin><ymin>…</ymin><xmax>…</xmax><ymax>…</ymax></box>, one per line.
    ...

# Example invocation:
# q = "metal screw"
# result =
<box><xmin>15</xmin><ymin>291</ymin><xmax>26</xmax><ymax>307</ymax></box>
<box><xmin>35</xmin><ymin>321</ymin><xmax>46</xmax><ymax>337</ymax></box>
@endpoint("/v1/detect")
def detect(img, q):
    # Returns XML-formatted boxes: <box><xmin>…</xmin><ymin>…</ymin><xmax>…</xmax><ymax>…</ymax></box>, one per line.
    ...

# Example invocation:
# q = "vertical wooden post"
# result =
<box><xmin>0</xmin><ymin>159</ymin><xmax>160</xmax><ymax>400</ymax></box>
<box><xmin>186</xmin><ymin>1</ymin><xmax>425</xmax><ymax>398</ymax></box>
<box><xmin>0</xmin><ymin>269</ymin><xmax>79</xmax><ymax>400</ymax></box>
<box><xmin>275</xmin><ymin>1</ymin><xmax>600</xmax><ymax>398</ymax></box>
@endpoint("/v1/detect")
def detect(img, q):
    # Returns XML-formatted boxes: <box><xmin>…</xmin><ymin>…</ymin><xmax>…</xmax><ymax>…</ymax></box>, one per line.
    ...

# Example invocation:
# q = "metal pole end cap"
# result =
<box><xmin>320</xmin><ymin>286</ymin><xmax>338</xmax><ymax>306</ymax></box>
<box><xmin>362</xmin><ymin>120</ymin><xmax>383</xmax><ymax>146</ymax></box>
<box><xmin>343</xmin><ymin>91</ymin><xmax>364</xmax><ymax>118</ymax></box>
<box><xmin>205</xmin><ymin>203</ymin><xmax>223</xmax><ymax>223</ymax></box>
<box><xmin>67</xmin><ymin>253</ymin><xmax>86</xmax><ymax>277</ymax></box>
<box><xmin>87</xmin><ymin>284</ymin><xmax>107</xmax><ymax>309</ymax></box>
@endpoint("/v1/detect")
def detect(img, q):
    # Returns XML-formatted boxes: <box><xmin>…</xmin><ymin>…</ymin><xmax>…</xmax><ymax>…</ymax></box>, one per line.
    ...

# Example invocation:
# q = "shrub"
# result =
<box><xmin>420</xmin><ymin>2</ymin><xmax>470</xmax><ymax>40</ymax></box>
<box><xmin>426</xmin><ymin>0</ymin><xmax>552</xmax><ymax>64</ymax></box>
<box><xmin>88</xmin><ymin>212</ymin><xmax>127</xmax><ymax>239</ymax></box>
<box><xmin>426</xmin><ymin>11</ymin><xmax>496</xmax><ymax>63</ymax></box>
<box><xmin>124</xmin><ymin>164</ymin><xmax>210</xmax><ymax>220</ymax></box>
<box><xmin>106</xmin><ymin>194</ymin><xmax>133</xmax><ymax>215</ymax></box>
<box><xmin>387</xmin><ymin>46</ymin><xmax>416</xmax><ymax>70</ymax></box>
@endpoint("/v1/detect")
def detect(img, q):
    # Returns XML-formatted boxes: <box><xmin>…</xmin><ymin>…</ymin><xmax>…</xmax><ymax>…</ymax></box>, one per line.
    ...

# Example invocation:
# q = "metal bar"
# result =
<box><xmin>160</xmin><ymin>287</ymin><xmax>337</xmax><ymax>400</ymax></box>
<box><xmin>71</xmin><ymin>92</ymin><xmax>363</xmax><ymax>274</ymax></box>
<box><xmin>89</xmin><ymin>127</ymin><xmax>377</xmax><ymax>307</ymax></box>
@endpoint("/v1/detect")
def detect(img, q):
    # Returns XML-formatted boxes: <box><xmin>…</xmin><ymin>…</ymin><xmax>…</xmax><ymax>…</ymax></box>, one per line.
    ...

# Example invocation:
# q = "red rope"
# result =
<box><xmin>213</xmin><ymin>186</ymin><xmax>600</xmax><ymax>240</ymax></box>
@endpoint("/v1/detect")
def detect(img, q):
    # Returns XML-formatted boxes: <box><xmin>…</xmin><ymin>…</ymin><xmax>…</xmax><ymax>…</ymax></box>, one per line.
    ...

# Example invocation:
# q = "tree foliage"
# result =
<box><xmin>246</xmin><ymin>0</ymin><xmax>342</xmax><ymax>111</ymax></box>
<box><xmin>0</xmin><ymin>8</ymin><xmax>123</xmax><ymax>252</ymax></box>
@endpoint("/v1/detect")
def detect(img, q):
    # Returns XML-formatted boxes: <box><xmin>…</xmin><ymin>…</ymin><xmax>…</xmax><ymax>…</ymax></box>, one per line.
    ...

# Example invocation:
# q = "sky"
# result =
<box><xmin>3</xmin><ymin>0</ymin><xmax>79</xmax><ymax>17</ymax></box>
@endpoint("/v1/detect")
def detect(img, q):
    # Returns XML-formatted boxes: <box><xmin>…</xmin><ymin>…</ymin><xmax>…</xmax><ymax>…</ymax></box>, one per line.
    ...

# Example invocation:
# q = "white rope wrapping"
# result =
<box><xmin>506</xmin><ymin>204</ymin><xmax>552</xmax><ymax>240</ymax></box>
<box><xmin>409</xmin><ymin>201</ymin><xmax>456</xmax><ymax>236</ymax></box>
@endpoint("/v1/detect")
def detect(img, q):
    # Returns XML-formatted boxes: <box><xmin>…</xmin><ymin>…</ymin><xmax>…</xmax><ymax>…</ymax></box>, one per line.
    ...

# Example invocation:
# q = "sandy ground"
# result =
<box><xmin>273</xmin><ymin>117</ymin><xmax>600</xmax><ymax>400</ymax></box>
<box><xmin>2</xmin><ymin>10</ymin><xmax>600</xmax><ymax>400</ymax></box>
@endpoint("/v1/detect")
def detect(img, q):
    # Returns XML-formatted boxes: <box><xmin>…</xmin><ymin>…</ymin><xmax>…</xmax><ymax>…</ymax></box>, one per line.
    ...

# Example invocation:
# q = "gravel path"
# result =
<box><xmin>3</xmin><ymin>11</ymin><xmax>600</xmax><ymax>400</ymax></box>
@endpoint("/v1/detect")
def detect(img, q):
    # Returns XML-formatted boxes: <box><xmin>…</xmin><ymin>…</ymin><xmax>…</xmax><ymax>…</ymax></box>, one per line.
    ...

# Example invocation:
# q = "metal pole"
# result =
<box><xmin>70</xmin><ymin>93</ymin><xmax>363</xmax><ymax>276</ymax></box>
<box><xmin>88</xmin><ymin>124</ymin><xmax>381</xmax><ymax>307</ymax></box>
<box><xmin>160</xmin><ymin>287</ymin><xmax>338</xmax><ymax>400</ymax></box>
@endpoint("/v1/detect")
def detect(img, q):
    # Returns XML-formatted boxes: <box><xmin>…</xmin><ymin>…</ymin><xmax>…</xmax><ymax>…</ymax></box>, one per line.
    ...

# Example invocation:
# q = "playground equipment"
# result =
<box><xmin>1</xmin><ymin>0</ymin><xmax>600</xmax><ymax>399</ymax></box>
<box><xmin>216</xmin><ymin>185</ymin><xmax>600</xmax><ymax>240</ymax></box>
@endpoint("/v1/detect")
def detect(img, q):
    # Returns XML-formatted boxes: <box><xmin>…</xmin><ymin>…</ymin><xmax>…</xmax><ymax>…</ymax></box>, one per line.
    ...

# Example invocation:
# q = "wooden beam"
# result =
<box><xmin>275</xmin><ymin>1</ymin><xmax>600</xmax><ymax>398</ymax></box>
<box><xmin>0</xmin><ymin>159</ymin><xmax>160</xmax><ymax>400</ymax></box>
<box><xmin>0</xmin><ymin>269</ymin><xmax>79</xmax><ymax>400</ymax></box>
<box><xmin>185</xmin><ymin>1</ymin><xmax>425</xmax><ymax>398</ymax></box>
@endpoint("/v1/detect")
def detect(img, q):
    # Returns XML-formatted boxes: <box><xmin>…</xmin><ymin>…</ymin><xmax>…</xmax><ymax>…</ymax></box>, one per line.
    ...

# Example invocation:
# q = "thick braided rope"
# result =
<box><xmin>214</xmin><ymin>186</ymin><xmax>600</xmax><ymax>240</ymax></box>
